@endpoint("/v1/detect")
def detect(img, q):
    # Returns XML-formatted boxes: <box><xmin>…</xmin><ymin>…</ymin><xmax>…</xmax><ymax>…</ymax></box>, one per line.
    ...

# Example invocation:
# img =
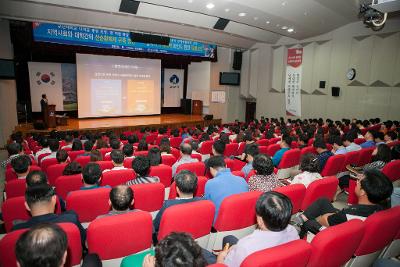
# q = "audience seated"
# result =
<box><xmin>103</xmin><ymin>150</ymin><xmax>127</xmax><ymax>172</ymax></box>
<box><xmin>291</xmin><ymin>153</ymin><xmax>322</xmax><ymax>188</ymax></box>
<box><xmin>330</xmin><ymin>135</ymin><xmax>347</xmax><ymax>155</ymax></box>
<box><xmin>271</xmin><ymin>135</ymin><xmax>292</xmax><ymax>167</ymax></box>
<box><xmin>41</xmin><ymin>139</ymin><xmax>59</xmax><ymax>162</ymax></box>
<box><xmin>34</xmin><ymin>138</ymin><xmax>50</xmax><ymax>162</ymax></box>
<box><xmin>294</xmin><ymin>169</ymin><xmax>393</xmax><ymax>237</ymax></box>
<box><xmin>360</xmin><ymin>130</ymin><xmax>376</xmax><ymax>148</ymax></box>
<box><xmin>205</xmin><ymin>156</ymin><xmax>248</xmax><ymax>220</ymax></box>
<box><xmin>172</xmin><ymin>143</ymin><xmax>198</xmax><ymax>176</ymax></box>
<box><xmin>1</xmin><ymin>142</ymin><xmax>24</xmax><ymax>169</ymax></box>
<box><xmin>159</xmin><ymin>138</ymin><xmax>172</xmax><ymax>155</ymax></box>
<box><xmin>55</xmin><ymin>149</ymin><xmax>69</xmax><ymax>164</ymax></box>
<box><xmin>122</xmin><ymin>143</ymin><xmax>135</xmax><ymax>159</ymax></box>
<box><xmin>61</xmin><ymin>134</ymin><xmax>73</xmax><ymax>149</ymax></box>
<box><xmin>374</xmin><ymin>131</ymin><xmax>385</xmax><ymax>146</ymax></box>
<box><xmin>77</xmin><ymin>141</ymin><xmax>93</xmax><ymax>158</ymax></box>
<box><xmin>212</xmin><ymin>140</ymin><xmax>226</xmax><ymax>157</ymax></box>
<box><xmin>148</xmin><ymin>147</ymin><xmax>161</xmax><ymax>166</ymax></box>
<box><xmin>97</xmin><ymin>185</ymin><xmax>137</xmax><ymax>218</ymax></box>
<box><xmin>313</xmin><ymin>138</ymin><xmax>333</xmax><ymax>172</ymax></box>
<box><xmin>62</xmin><ymin>162</ymin><xmax>82</xmax><ymax>175</ymax></box>
<box><xmin>10</xmin><ymin>155</ymin><xmax>31</xmax><ymax>179</ymax></box>
<box><xmin>26</xmin><ymin>170</ymin><xmax>48</xmax><ymax>187</ymax></box>
<box><xmin>126</xmin><ymin>156</ymin><xmax>159</xmax><ymax>185</ymax></box>
<box><xmin>137</xmin><ymin>139</ymin><xmax>149</xmax><ymax>151</ymax></box>
<box><xmin>343</xmin><ymin>132</ymin><xmax>362</xmax><ymax>152</ymax></box>
<box><xmin>384</xmin><ymin>131</ymin><xmax>397</xmax><ymax>144</ymax></box>
<box><xmin>240</xmin><ymin>143</ymin><xmax>259</xmax><ymax>177</ymax></box>
<box><xmin>89</xmin><ymin>149</ymin><xmax>102</xmax><ymax>162</ymax></box>
<box><xmin>81</xmin><ymin>163</ymin><xmax>109</xmax><ymax>190</ymax></box>
<box><xmin>248</xmin><ymin>154</ymin><xmax>282</xmax><ymax>192</ymax></box>
<box><xmin>71</xmin><ymin>139</ymin><xmax>83</xmax><ymax>151</ymax></box>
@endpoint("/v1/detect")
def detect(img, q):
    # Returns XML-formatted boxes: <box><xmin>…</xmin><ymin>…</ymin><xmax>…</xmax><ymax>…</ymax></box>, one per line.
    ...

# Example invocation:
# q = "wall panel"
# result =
<box><xmin>271</xmin><ymin>46</ymin><xmax>285</xmax><ymax>92</ymax></box>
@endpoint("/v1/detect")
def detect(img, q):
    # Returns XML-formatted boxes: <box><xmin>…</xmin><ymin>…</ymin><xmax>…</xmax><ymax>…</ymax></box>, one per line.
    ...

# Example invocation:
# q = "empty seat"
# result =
<box><xmin>301</xmin><ymin>177</ymin><xmax>338</xmax><ymax>211</ymax></box>
<box><xmin>176</xmin><ymin>161</ymin><xmax>205</xmax><ymax>176</ymax></box>
<box><xmin>274</xmin><ymin>184</ymin><xmax>306</xmax><ymax>214</ymax></box>
<box><xmin>101</xmin><ymin>169</ymin><xmax>136</xmax><ymax>187</ymax></box>
<box><xmin>149</xmin><ymin>164</ymin><xmax>173</xmax><ymax>187</ymax></box>
<box><xmin>5</xmin><ymin>179</ymin><xmax>26</xmax><ymax>199</ymax></box>
<box><xmin>357</xmin><ymin>148</ymin><xmax>374</xmax><ymax>167</ymax></box>
<box><xmin>55</xmin><ymin>174</ymin><xmax>83</xmax><ymax>200</ymax></box>
<box><xmin>168</xmin><ymin>176</ymin><xmax>208</xmax><ymax>199</ymax></box>
<box><xmin>320</xmin><ymin>154</ymin><xmax>345</xmax><ymax>177</ymax></box>
<box><xmin>241</xmin><ymin>240</ymin><xmax>312</xmax><ymax>267</ymax></box>
<box><xmin>266</xmin><ymin>144</ymin><xmax>281</xmax><ymax>157</ymax></box>
<box><xmin>158</xmin><ymin>200</ymin><xmax>215</xmax><ymax>249</ymax></box>
<box><xmin>199</xmin><ymin>140</ymin><xmax>214</xmax><ymax>155</ymax></box>
<box><xmin>307</xmin><ymin>219</ymin><xmax>365</xmax><ymax>267</ymax></box>
<box><xmin>381</xmin><ymin>160</ymin><xmax>400</xmax><ymax>182</ymax></box>
<box><xmin>46</xmin><ymin>163</ymin><xmax>68</xmax><ymax>186</ymax></box>
<box><xmin>0</xmin><ymin>222</ymin><xmax>82</xmax><ymax>267</ymax></box>
<box><xmin>66</xmin><ymin>188</ymin><xmax>111</xmax><ymax>223</ymax></box>
<box><xmin>277</xmin><ymin>149</ymin><xmax>301</xmax><ymax>179</ymax></box>
<box><xmin>130</xmin><ymin>183</ymin><xmax>165</xmax><ymax>213</ymax></box>
<box><xmin>87</xmin><ymin>211</ymin><xmax>152</xmax><ymax>266</ymax></box>
<box><xmin>208</xmin><ymin>191</ymin><xmax>263</xmax><ymax>250</ymax></box>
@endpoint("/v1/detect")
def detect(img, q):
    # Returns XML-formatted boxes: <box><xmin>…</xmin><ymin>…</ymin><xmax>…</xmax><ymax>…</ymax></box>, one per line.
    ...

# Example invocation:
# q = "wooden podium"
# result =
<box><xmin>192</xmin><ymin>100</ymin><xmax>203</xmax><ymax>115</ymax></box>
<box><xmin>47</xmin><ymin>104</ymin><xmax>56</xmax><ymax>128</ymax></box>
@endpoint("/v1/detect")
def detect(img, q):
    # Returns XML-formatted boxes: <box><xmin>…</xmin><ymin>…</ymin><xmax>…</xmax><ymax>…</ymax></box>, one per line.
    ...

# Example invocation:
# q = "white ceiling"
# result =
<box><xmin>0</xmin><ymin>0</ymin><xmax>375</xmax><ymax>48</ymax></box>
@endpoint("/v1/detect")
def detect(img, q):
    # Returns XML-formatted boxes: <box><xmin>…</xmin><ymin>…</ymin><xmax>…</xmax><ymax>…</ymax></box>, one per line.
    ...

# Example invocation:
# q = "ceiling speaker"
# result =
<box><xmin>130</xmin><ymin>32</ymin><xmax>170</xmax><ymax>45</ymax></box>
<box><xmin>214</xmin><ymin>18</ymin><xmax>230</xmax><ymax>30</ymax></box>
<box><xmin>119</xmin><ymin>0</ymin><xmax>140</xmax><ymax>14</ymax></box>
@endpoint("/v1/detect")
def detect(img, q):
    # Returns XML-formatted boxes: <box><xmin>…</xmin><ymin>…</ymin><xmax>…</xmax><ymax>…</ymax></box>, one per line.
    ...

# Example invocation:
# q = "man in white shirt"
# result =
<box><xmin>11</xmin><ymin>155</ymin><xmax>31</xmax><ymax>179</ymax></box>
<box><xmin>35</xmin><ymin>138</ymin><xmax>51</xmax><ymax>162</ymax></box>
<box><xmin>103</xmin><ymin>150</ymin><xmax>127</xmax><ymax>173</ymax></box>
<box><xmin>343</xmin><ymin>133</ymin><xmax>361</xmax><ymax>153</ymax></box>
<box><xmin>41</xmin><ymin>139</ymin><xmax>60</xmax><ymax>162</ymax></box>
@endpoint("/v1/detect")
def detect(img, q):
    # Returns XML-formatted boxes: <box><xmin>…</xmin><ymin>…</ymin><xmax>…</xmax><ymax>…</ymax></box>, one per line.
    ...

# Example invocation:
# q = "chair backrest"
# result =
<box><xmin>40</xmin><ymin>157</ymin><xmax>58</xmax><ymax>172</ymax></box>
<box><xmin>320</xmin><ymin>154</ymin><xmax>345</xmax><ymax>177</ymax></box>
<box><xmin>6</xmin><ymin>165</ymin><xmax>41</xmax><ymax>182</ymax></box>
<box><xmin>255</xmin><ymin>139</ymin><xmax>269</xmax><ymax>146</ymax></box>
<box><xmin>300</xmin><ymin>146</ymin><xmax>317</xmax><ymax>157</ymax></box>
<box><xmin>55</xmin><ymin>174</ymin><xmax>83</xmax><ymax>200</ymax></box>
<box><xmin>355</xmin><ymin>206</ymin><xmax>400</xmax><ymax>256</ymax></box>
<box><xmin>241</xmin><ymin>239</ymin><xmax>312</xmax><ymax>267</ymax></box>
<box><xmin>2</xmin><ymin>196</ymin><xmax>62</xmax><ymax>232</ymax></box>
<box><xmin>38</xmin><ymin>152</ymin><xmax>51</xmax><ymax>165</ymax></box>
<box><xmin>161</xmin><ymin>154</ymin><xmax>177</xmax><ymax>166</ymax></box>
<box><xmin>123</xmin><ymin>157</ymin><xmax>134</xmax><ymax>168</ymax></box>
<box><xmin>357</xmin><ymin>148</ymin><xmax>374</xmax><ymax>167</ymax></box>
<box><xmin>266</xmin><ymin>144</ymin><xmax>281</xmax><ymax>157</ymax></box>
<box><xmin>130</xmin><ymin>183</ymin><xmax>165</xmax><ymax>212</ymax></box>
<box><xmin>231</xmin><ymin>171</ymin><xmax>245</xmax><ymax>178</ymax></box>
<box><xmin>176</xmin><ymin>161</ymin><xmax>205</xmax><ymax>176</ymax></box>
<box><xmin>382</xmin><ymin>160</ymin><xmax>400</xmax><ymax>182</ymax></box>
<box><xmin>237</xmin><ymin>142</ymin><xmax>246</xmax><ymax>155</ymax></box>
<box><xmin>170</xmin><ymin>137</ymin><xmax>183</xmax><ymax>148</ymax></box>
<box><xmin>226</xmin><ymin>158</ymin><xmax>246</xmax><ymax>172</ymax></box>
<box><xmin>258</xmin><ymin>146</ymin><xmax>268</xmax><ymax>155</ymax></box>
<box><xmin>149</xmin><ymin>164</ymin><xmax>173</xmax><ymax>187</ymax></box>
<box><xmin>46</xmin><ymin>163</ymin><xmax>68</xmax><ymax>186</ymax></box>
<box><xmin>278</xmin><ymin>149</ymin><xmax>301</xmax><ymax>169</ymax></box>
<box><xmin>74</xmin><ymin>156</ymin><xmax>91</xmax><ymax>168</ymax></box>
<box><xmin>170</xmin><ymin>147</ymin><xmax>181</xmax><ymax>160</ymax></box>
<box><xmin>340</xmin><ymin>151</ymin><xmax>361</xmax><ymax>172</ymax></box>
<box><xmin>96</xmin><ymin>161</ymin><xmax>115</xmax><ymax>171</ymax></box>
<box><xmin>101</xmin><ymin>169</ymin><xmax>136</xmax><ymax>187</ymax></box>
<box><xmin>0</xmin><ymin>222</ymin><xmax>82</xmax><ymax>267</ymax></box>
<box><xmin>224</xmin><ymin>143</ymin><xmax>239</xmax><ymax>157</ymax></box>
<box><xmin>354</xmin><ymin>138</ymin><xmax>366</xmax><ymax>145</ymax></box>
<box><xmin>99</xmin><ymin>148</ymin><xmax>112</xmax><ymax>158</ymax></box>
<box><xmin>307</xmin><ymin>219</ymin><xmax>365</xmax><ymax>267</ymax></box>
<box><xmin>66</xmin><ymin>188</ymin><xmax>111</xmax><ymax>222</ymax></box>
<box><xmin>158</xmin><ymin>200</ymin><xmax>215</xmax><ymax>241</ymax></box>
<box><xmin>191</xmin><ymin>153</ymin><xmax>202</xmax><ymax>162</ymax></box>
<box><xmin>5</xmin><ymin>179</ymin><xmax>26</xmax><ymax>199</ymax></box>
<box><xmin>214</xmin><ymin>191</ymin><xmax>263</xmax><ymax>232</ymax></box>
<box><xmin>146</xmin><ymin>133</ymin><xmax>158</xmax><ymax>144</ymax></box>
<box><xmin>168</xmin><ymin>176</ymin><xmax>208</xmax><ymax>199</ymax></box>
<box><xmin>88</xmin><ymin>211</ymin><xmax>152</xmax><ymax>260</ymax></box>
<box><xmin>301</xmin><ymin>177</ymin><xmax>339</xmax><ymax>210</ymax></box>
<box><xmin>134</xmin><ymin>150</ymin><xmax>148</xmax><ymax>157</ymax></box>
<box><xmin>199</xmin><ymin>140</ymin><xmax>214</xmax><ymax>155</ymax></box>
<box><xmin>274</xmin><ymin>184</ymin><xmax>306</xmax><ymax>214</ymax></box>
<box><xmin>68</xmin><ymin>150</ymin><xmax>85</xmax><ymax>161</ymax></box>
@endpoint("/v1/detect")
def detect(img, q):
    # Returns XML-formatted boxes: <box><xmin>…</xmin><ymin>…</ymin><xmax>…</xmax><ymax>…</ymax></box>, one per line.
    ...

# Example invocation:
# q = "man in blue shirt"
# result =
<box><xmin>330</xmin><ymin>135</ymin><xmax>347</xmax><ymax>155</ymax></box>
<box><xmin>360</xmin><ymin>131</ymin><xmax>376</xmax><ymax>149</ymax></box>
<box><xmin>241</xmin><ymin>143</ymin><xmax>260</xmax><ymax>177</ymax></box>
<box><xmin>80</xmin><ymin>163</ymin><xmax>110</xmax><ymax>190</ymax></box>
<box><xmin>313</xmin><ymin>138</ymin><xmax>333</xmax><ymax>172</ymax></box>
<box><xmin>272</xmin><ymin>135</ymin><xmax>292</xmax><ymax>167</ymax></box>
<box><xmin>205</xmin><ymin>156</ymin><xmax>248</xmax><ymax>221</ymax></box>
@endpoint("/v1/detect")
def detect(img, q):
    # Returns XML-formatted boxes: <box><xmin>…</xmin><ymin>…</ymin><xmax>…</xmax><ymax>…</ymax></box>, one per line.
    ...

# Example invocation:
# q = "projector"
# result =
<box><xmin>359</xmin><ymin>0</ymin><xmax>400</xmax><ymax>31</ymax></box>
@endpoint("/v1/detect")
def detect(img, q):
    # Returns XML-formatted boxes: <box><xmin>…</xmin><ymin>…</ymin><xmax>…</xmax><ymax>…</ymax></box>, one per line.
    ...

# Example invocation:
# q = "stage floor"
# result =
<box><xmin>15</xmin><ymin>114</ymin><xmax>221</xmax><ymax>135</ymax></box>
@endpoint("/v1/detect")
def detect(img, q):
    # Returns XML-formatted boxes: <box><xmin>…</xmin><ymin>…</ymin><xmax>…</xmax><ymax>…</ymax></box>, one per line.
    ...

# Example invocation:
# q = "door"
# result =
<box><xmin>245</xmin><ymin>102</ymin><xmax>256</xmax><ymax>122</ymax></box>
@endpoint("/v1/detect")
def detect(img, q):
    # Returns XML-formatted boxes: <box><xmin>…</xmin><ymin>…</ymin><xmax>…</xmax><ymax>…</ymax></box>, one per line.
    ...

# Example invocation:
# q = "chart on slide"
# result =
<box><xmin>91</xmin><ymin>79</ymin><xmax>122</xmax><ymax>116</ymax></box>
<box><xmin>126</xmin><ymin>80</ymin><xmax>155</xmax><ymax>113</ymax></box>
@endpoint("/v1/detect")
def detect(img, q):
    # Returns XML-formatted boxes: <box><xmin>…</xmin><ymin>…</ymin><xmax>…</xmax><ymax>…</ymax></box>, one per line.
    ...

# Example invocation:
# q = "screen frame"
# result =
<box><xmin>0</xmin><ymin>59</ymin><xmax>16</xmax><ymax>79</ymax></box>
<box><xmin>219</xmin><ymin>72</ymin><xmax>240</xmax><ymax>86</ymax></box>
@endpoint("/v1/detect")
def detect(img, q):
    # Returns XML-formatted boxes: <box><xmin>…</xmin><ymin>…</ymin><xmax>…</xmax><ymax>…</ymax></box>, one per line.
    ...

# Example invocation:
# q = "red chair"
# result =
<box><xmin>5</xmin><ymin>179</ymin><xmax>26</xmax><ymax>199</ymax></box>
<box><xmin>46</xmin><ymin>163</ymin><xmax>68</xmax><ymax>186</ymax></box>
<box><xmin>170</xmin><ymin>137</ymin><xmax>183</xmax><ymax>148</ymax></box>
<box><xmin>209</xmin><ymin>191</ymin><xmax>263</xmax><ymax>250</ymax></box>
<box><xmin>149</xmin><ymin>164</ymin><xmax>173</xmax><ymax>187</ymax></box>
<box><xmin>158</xmin><ymin>200</ymin><xmax>215</xmax><ymax>249</ymax></box>
<box><xmin>40</xmin><ymin>157</ymin><xmax>58</xmax><ymax>172</ymax></box>
<box><xmin>88</xmin><ymin>212</ymin><xmax>152</xmax><ymax>262</ymax></box>
<box><xmin>199</xmin><ymin>140</ymin><xmax>214</xmax><ymax>155</ymax></box>
<box><xmin>176</xmin><ymin>162</ymin><xmax>205</xmax><ymax>176</ymax></box>
<box><xmin>354</xmin><ymin>138</ymin><xmax>366</xmax><ymax>145</ymax></box>
<box><xmin>5</xmin><ymin>165</ymin><xmax>41</xmax><ymax>182</ymax></box>
<box><xmin>96</xmin><ymin>161</ymin><xmax>115</xmax><ymax>171</ymax></box>
<box><xmin>99</xmin><ymin>148</ymin><xmax>112</xmax><ymax>158</ymax></box>
<box><xmin>0</xmin><ymin>222</ymin><xmax>82</xmax><ymax>267</ymax></box>
<box><xmin>340</xmin><ymin>151</ymin><xmax>361</xmax><ymax>172</ymax></box>
<box><xmin>130</xmin><ymin>183</ymin><xmax>165</xmax><ymax>213</ymax></box>
<box><xmin>123</xmin><ymin>157</ymin><xmax>134</xmax><ymax>168</ymax></box>
<box><xmin>277</xmin><ymin>149</ymin><xmax>301</xmax><ymax>179</ymax></box>
<box><xmin>55</xmin><ymin>174</ymin><xmax>83</xmax><ymax>200</ymax></box>
<box><xmin>161</xmin><ymin>154</ymin><xmax>177</xmax><ymax>166</ymax></box>
<box><xmin>266</xmin><ymin>144</ymin><xmax>281</xmax><ymax>157</ymax></box>
<box><xmin>320</xmin><ymin>154</ymin><xmax>345</xmax><ymax>177</ymax></box>
<box><xmin>246</xmin><ymin>170</ymin><xmax>256</xmax><ymax>181</ymax></box>
<box><xmin>75</xmin><ymin>156</ymin><xmax>91</xmax><ymax>168</ymax></box>
<box><xmin>191</xmin><ymin>153</ymin><xmax>202</xmax><ymax>162</ymax></box>
<box><xmin>382</xmin><ymin>224</ymin><xmax>400</xmax><ymax>258</ymax></box>
<box><xmin>227</xmin><ymin>158</ymin><xmax>246</xmax><ymax>172</ymax></box>
<box><xmin>168</xmin><ymin>176</ymin><xmax>208</xmax><ymax>199</ymax></box>
<box><xmin>66</xmin><ymin>188</ymin><xmax>111</xmax><ymax>223</ymax></box>
<box><xmin>357</xmin><ymin>148</ymin><xmax>374</xmax><ymax>167</ymax></box>
<box><xmin>231</xmin><ymin>171</ymin><xmax>245</xmax><ymax>178</ymax></box>
<box><xmin>224</xmin><ymin>143</ymin><xmax>239</xmax><ymax>157</ymax></box>
<box><xmin>171</xmin><ymin>148</ymin><xmax>181</xmax><ymax>160</ymax></box>
<box><xmin>2</xmin><ymin>196</ymin><xmax>62</xmax><ymax>232</ymax></box>
<box><xmin>255</xmin><ymin>139</ymin><xmax>269</xmax><ymax>146</ymax></box>
<box><xmin>146</xmin><ymin>133</ymin><xmax>158</xmax><ymax>144</ymax></box>
<box><xmin>241</xmin><ymin>240</ymin><xmax>312</xmax><ymax>267</ymax></box>
<box><xmin>258</xmin><ymin>145</ymin><xmax>268</xmax><ymax>155</ymax></box>
<box><xmin>68</xmin><ymin>150</ymin><xmax>85</xmax><ymax>161</ymax></box>
<box><xmin>382</xmin><ymin>160</ymin><xmax>400</xmax><ymax>182</ymax></box>
<box><xmin>237</xmin><ymin>142</ymin><xmax>246</xmax><ymax>156</ymax></box>
<box><xmin>274</xmin><ymin>184</ymin><xmax>306</xmax><ymax>214</ymax></box>
<box><xmin>37</xmin><ymin>152</ymin><xmax>51</xmax><ymax>165</ymax></box>
<box><xmin>134</xmin><ymin>150</ymin><xmax>148</xmax><ymax>157</ymax></box>
<box><xmin>101</xmin><ymin>169</ymin><xmax>136</xmax><ymax>187</ymax></box>
<box><xmin>300</xmin><ymin>146</ymin><xmax>317</xmax><ymax>157</ymax></box>
<box><xmin>301</xmin><ymin>177</ymin><xmax>338</xmax><ymax>211</ymax></box>
<box><xmin>347</xmin><ymin>206</ymin><xmax>400</xmax><ymax>267</ymax></box>
<box><xmin>307</xmin><ymin>219</ymin><xmax>365</xmax><ymax>267</ymax></box>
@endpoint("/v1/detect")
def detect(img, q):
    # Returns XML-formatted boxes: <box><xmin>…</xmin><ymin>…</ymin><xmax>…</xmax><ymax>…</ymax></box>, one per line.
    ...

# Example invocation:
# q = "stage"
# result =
<box><xmin>14</xmin><ymin>114</ymin><xmax>221</xmax><ymax>135</ymax></box>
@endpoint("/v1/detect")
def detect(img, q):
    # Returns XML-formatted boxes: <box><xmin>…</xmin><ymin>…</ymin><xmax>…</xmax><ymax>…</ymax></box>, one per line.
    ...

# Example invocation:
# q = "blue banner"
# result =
<box><xmin>32</xmin><ymin>22</ymin><xmax>217</xmax><ymax>58</ymax></box>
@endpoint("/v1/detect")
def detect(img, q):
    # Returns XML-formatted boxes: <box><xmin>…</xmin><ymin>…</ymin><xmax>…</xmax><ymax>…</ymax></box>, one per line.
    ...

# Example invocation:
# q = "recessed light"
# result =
<box><xmin>238</xmin><ymin>12</ymin><xmax>246</xmax><ymax>17</ymax></box>
<box><xmin>287</xmin><ymin>28</ymin><xmax>294</xmax><ymax>33</ymax></box>
<box><xmin>187</xmin><ymin>0</ymin><xmax>193</xmax><ymax>3</ymax></box>
<box><xmin>266</xmin><ymin>21</ymin><xmax>270</xmax><ymax>24</ymax></box>
<box><xmin>206</xmin><ymin>3</ymin><xmax>215</xmax><ymax>9</ymax></box>
<box><xmin>254</xmin><ymin>17</ymin><xmax>258</xmax><ymax>20</ymax></box>
<box><xmin>281</xmin><ymin>26</ymin><xmax>288</xmax><ymax>30</ymax></box>
<box><xmin>281</xmin><ymin>1</ymin><xmax>287</xmax><ymax>6</ymax></box>
<box><xmin>224</xmin><ymin>8</ymin><xmax>230</xmax><ymax>12</ymax></box>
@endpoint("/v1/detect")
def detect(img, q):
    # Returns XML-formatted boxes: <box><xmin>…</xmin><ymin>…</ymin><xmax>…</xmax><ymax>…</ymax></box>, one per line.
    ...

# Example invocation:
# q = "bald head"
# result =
<box><xmin>180</xmin><ymin>143</ymin><xmax>192</xmax><ymax>156</ymax></box>
<box><xmin>110</xmin><ymin>185</ymin><xmax>134</xmax><ymax>211</ymax></box>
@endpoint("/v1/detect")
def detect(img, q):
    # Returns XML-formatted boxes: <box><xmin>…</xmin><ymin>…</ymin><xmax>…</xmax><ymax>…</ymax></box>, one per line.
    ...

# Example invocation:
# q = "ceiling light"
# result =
<box><xmin>266</xmin><ymin>21</ymin><xmax>270</xmax><ymax>24</ymax></box>
<box><xmin>238</xmin><ymin>12</ymin><xmax>246</xmax><ymax>17</ymax></box>
<box><xmin>187</xmin><ymin>0</ymin><xmax>193</xmax><ymax>3</ymax></box>
<box><xmin>224</xmin><ymin>8</ymin><xmax>230</xmax><ymax>12</ymax></box>
<box><xmin>281</xmin><ymin>26</ymin><xmax>288</xmax><ymax>30</ymax></box>
<box><xmin>287</xmin><ymin>28</ymin><xmax>294</xmax><ymax>32</ymax></box>
<box><xmin>282</xmin><ymin>1</ymin><xmax>287</xmax><ymax>6</ymax></box>
<box><xmin>206</xmin><ymin>3</ymin><xmax>215</xmax><ymax>9</ymax></box>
